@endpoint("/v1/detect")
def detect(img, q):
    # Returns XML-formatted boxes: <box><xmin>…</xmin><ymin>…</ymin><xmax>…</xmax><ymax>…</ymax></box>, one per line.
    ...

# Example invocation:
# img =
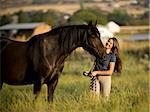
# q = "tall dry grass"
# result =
<box><xmin>0</xmin><ymin>41</ymin><xmax>149</xmax><ymax>112</ymax></box>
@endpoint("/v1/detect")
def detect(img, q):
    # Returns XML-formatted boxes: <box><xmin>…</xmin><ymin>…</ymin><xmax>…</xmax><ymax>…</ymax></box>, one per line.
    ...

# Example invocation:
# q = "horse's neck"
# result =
<box><xmin>58</xmin><ymin>29</ymin><xmax>84</xmax><ymax>54</ymax></box>
<box><xmin>56</xmin><ymin>38</ymin><xmax>82</xmax><ymax>66</ymax></box>
<box><xmin>48</xmin><ymin>27</ymin><xmax>85</xmax><ymax>65</ymax></box>
<box><xmin>57</xmin><ymin>45</ymin><xmax>78</xmax><ymax>65</ymax></box>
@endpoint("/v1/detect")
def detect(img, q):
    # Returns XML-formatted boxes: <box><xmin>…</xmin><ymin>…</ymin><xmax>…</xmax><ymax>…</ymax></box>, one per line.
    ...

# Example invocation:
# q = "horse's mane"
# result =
<box><xmin>28</xmin><ymin>24</ymin><xmax>99</xmax><ymax>55</ymax></box>
<box><xmin>50</xmin><ymin>25</ymin><xmax>89</xmax><ymax>53</ymax></box>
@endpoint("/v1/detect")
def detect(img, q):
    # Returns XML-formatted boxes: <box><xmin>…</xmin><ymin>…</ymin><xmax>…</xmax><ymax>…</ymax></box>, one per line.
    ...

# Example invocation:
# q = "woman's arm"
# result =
<box><xmin>91</xmin><ymin>62</ymin><xmax>115</xmax><ymax>76</ymax></box>
<box><xmin>90</xmin><ymin>61</ymin><xmax>96</xmax><ymax>72</ymax></box>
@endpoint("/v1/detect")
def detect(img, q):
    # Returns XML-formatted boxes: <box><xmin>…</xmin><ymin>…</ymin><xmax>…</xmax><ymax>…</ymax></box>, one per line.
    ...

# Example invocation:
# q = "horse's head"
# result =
<box><xmin>82</xmin><ymin>21</ymin><xmax>106</xmax><ymax>59</ymax></box>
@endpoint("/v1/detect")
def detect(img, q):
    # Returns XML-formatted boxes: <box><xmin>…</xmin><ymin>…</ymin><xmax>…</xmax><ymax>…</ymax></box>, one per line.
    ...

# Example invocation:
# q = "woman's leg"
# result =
<box><xmin>98</xmin><ymin>76</ymin><xmax>111</xmax><ymax>98</ymax></box>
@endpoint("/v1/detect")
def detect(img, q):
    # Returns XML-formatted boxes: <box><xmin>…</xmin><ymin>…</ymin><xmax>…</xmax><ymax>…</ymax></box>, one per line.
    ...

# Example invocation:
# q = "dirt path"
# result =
<box><xmin>0</xmin><ymin>2</ymin><xmax>119</xmax><ymax>16</ymax></box>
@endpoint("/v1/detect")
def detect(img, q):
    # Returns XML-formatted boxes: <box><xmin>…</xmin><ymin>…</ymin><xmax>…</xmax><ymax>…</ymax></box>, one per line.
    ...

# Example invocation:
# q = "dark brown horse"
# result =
<box><xmin>0</xmin><ymin>21</ymin><xmax>105</xmax><ymax>102</ymax></box>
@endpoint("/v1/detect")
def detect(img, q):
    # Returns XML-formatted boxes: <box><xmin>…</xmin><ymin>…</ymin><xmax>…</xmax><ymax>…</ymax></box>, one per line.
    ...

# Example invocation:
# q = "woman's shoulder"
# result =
<box><xmin>110</xmin><ymin>52</ymin><xmax>116</xmax><ymax>57</ymax></box>
<box><xmin>107</xmin><ymin>52</ymin><xmax>115</xmax><ymax>57</ymax></box>
<box><xmin>109</xmin><ymin>52</ymin><xmax>116</xmax><ymax>62</ymax></box>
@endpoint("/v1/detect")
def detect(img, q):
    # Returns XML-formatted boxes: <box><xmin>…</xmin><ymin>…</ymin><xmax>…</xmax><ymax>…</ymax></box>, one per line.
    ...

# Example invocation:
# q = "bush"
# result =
<box><xmin>107</xmin><ymin>9</ymin><xmax>132</xmax><ymax>26</ymax></box>
<box><xmin>42</xmin><ymin>10</ymin><xmax>60</xmax><ymax>26</ymax></box>
<box><xmin>0</xmin><ymin>15</ymin><xmax>12</xmax><ymax>26</ymax></box>
<box><xmin>16</xmin><ymin>10</ymin><xmax>31</xmax><ymax>23</ymax></box>
<box><xmin>68</xmin><ymin>8</ymin><xmax>108</xmax><ymax>25</ymax></box>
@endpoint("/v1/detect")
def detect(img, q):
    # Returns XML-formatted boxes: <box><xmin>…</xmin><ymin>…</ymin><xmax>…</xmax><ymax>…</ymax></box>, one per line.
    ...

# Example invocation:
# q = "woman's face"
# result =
<box><xmin>105</xmin><ymin>39</ymin><xmax>114</xmax><ymax>49</ymax></box>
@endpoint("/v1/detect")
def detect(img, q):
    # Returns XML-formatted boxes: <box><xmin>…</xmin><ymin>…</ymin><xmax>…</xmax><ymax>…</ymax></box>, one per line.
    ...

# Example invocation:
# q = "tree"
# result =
<box><xmin>68</xmin><ymin>8</ymin><xmax>108</xmax><ymax>25</ymax></box>
<box><xmin>17</xmin><ymin>10</ymin><xmax>31</xmax><ymax>23</ymax></box>
<box><xmin>107</xmin><ymin>9</ymin><xmax>132</xmax><ymax>26</ymax></box>
<box><xmin>31</xmin><ymin>11</ymin><xmax>43</xmax><ymax>22</ymax></box>
<box><xmin>42</xmin><ymin>10</ymin><xmax>60</xmax><ymax>26</ymax></box>
<box><xmin>0</xmin><ymin>15</ymin><xmax>12</xmax><ymax>26</ymax></box>
<box><xmin>79</xmin><ymin>0</ymin><xmax>84</xmax><ymax>10</ymax></box>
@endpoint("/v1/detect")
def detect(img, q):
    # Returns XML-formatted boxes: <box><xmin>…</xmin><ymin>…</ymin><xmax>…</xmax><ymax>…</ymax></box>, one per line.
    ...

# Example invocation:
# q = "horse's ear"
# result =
<box><xmin>94</xmin><ymin>20</ymin><xmax>97</xmax><ymax>26</ymax></box>
<box><xmin>88</xmin><ymin>21</ymin><xmax>93</xmax><ymax>26</ymax></box>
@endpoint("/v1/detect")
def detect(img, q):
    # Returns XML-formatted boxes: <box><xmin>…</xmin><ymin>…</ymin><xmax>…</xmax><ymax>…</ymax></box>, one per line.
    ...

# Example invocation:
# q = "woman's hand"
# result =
<box><xmin>91</xmin><ymin>71</ymin><xmax>98</xmax><ymax>77</ymax></box>
<box><xmin>91</xmin><ymin>62</ymin><xmax>116</xmax><ymax>76</ymax></box>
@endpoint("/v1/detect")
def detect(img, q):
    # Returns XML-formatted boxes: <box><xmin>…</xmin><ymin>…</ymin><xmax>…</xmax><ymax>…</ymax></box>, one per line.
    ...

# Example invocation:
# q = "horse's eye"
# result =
<box><xmin>93</xmin><ymin>30</ymin><xmax>100</xmax><ymax>38</ymax></box>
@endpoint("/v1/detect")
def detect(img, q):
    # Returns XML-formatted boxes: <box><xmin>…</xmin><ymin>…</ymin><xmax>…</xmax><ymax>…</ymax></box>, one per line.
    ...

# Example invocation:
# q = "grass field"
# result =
<box><xmin>0</xmin><ymin>41</ymin><xmax>149</xmax><ymax>112</ymax></box>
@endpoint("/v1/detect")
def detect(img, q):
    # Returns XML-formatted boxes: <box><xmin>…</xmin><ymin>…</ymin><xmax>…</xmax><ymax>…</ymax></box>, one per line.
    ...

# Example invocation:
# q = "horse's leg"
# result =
<box><xmin>46</xmin><ymin>64</ymin><xmax>64</xmax><ymax>102</ymax></box>
<box><xmin>0</xmin><ymin>81</ymin><xmax>3</xmax><ymax>90</ymax></box>
<box><xmin>0</xmin><ymin>67</ymin><xmax>3</xmax><ymax>90</ymax></box>
<box><xmin>33</xmin><ymin>79</ymin><xmax>42</xmax><ymax>101</ymax></box>
<box><xmin>47</xmin><ymin>75</ymin><xmax>59</xmax><ymax>102</ymax></box>
<box><xmin>33</xmin><ymin>65</ymin><xmax>53</xmax><ymax>102</ymax></box>
<box><xmin>0</xmin><ymin>78</ymin><xmax>3</xmax><ymax>90</ymax></box>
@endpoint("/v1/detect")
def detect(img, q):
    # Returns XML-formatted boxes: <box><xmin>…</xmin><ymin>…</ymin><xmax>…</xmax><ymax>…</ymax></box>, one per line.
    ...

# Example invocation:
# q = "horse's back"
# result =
<box><xmin>0</xmin><ymin>38</ymin><xmax>12</xmax><ymax>51</ymax></box>
<box><xmin>0</xmin><ymin>38</ymin><xmax>31</xmax><ymax>85</ymax></box>
<box><xmin>0</xmin><ymin>38</ymin><xmax>27</xmax><ymax>50</ymax></box>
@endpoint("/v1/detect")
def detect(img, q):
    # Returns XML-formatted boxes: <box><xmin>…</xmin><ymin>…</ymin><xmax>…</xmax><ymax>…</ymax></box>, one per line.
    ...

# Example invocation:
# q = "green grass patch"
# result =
<box><xmin>0</xmin><ymin>41</ymin><xmax>149</xmax><ymax>112</ymax></box>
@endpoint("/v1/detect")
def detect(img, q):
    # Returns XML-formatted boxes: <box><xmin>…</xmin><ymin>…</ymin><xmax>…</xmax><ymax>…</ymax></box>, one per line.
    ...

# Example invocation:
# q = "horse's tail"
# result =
<box><xmin>0</xmin><ymin>38</ymin><xmax>7</xmax><ymax>90</ymax></box>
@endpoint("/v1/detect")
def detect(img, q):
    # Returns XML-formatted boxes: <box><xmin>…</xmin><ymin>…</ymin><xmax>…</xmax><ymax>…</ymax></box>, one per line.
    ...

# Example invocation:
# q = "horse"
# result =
<box><xmin>0</xmin><ymin>38</ymin><xmax>13</xmax><ymax>52</ymax></box>
<box><xmin>0</xmin><ymin>21</ymin><xmax>105</xmax><ymax>102</ymax></box>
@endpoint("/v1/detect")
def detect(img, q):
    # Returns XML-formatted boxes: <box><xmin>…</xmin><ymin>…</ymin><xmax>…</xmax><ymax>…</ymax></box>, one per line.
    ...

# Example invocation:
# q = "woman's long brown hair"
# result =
<box><xmin>109</xmin><ymin>37</ymin><xmax>122</xmax><ymax>73</ymax></box>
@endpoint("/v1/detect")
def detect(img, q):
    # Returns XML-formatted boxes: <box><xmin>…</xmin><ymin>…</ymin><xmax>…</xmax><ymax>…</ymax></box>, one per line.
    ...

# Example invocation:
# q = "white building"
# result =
<box><xmin>97</xmin><ymin>25</ymin><xmax>114</xmax><ymax>45</ymax></box>
<box><xmin>106</xmin><ymin>21</ymin><xmax>120</xmax><ymax>34</ymax></box>
<box><xmin>97</xmin><ymin>21</ymin><xmax>120</xmax><ymax>45</ymax></box>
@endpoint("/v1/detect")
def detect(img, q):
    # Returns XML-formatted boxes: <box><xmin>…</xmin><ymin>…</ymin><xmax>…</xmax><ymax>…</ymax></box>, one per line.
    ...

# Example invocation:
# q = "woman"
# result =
<box><xmin>84</xmin><ymin>37</ymin><xmax>122</xmax><ymax>98</ymax></box>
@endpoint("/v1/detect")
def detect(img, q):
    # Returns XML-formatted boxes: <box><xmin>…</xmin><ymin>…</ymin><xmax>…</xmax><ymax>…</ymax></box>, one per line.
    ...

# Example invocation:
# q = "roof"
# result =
<box><xmin>0</xmin><ymin>22</ymin><xmax>45</xmax><ymax>30</ymax></box>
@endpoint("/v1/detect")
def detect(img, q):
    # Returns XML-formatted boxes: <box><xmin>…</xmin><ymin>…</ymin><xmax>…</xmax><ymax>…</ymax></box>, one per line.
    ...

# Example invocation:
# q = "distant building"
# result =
<box><xmin>97</xmin><ymin>25</ymin><xmax>114</xmax><ymax>45</ymax></box>
<box><xmin>106</xmin><ymin>21</ymin><xmax>120</xmax><ymax>34</ymax></box>
<box><xmin>96</xmin><ymin>21</ymin><xmax>120</xmax><ymax>45</ymax></box>
<box><xmin>0</xmin><ymin>22</ymin><xmax>51</xmax><ymax>40</ymax></box>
